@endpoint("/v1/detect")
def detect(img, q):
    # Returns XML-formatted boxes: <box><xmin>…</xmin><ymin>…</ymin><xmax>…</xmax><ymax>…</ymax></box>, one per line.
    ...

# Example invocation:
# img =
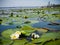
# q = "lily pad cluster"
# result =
<box><xmin>10</xmin><ymin>30</ymin><xmax>30</xmax><ymax>40</ymax></box>
<box><xmin>1</xmin><ymin>26</ymin><xmax>60</xmax><ymax>45</ymax></box>
<box><xmin>10</xmin><ymin>30</ymin><xmax>40</xmax><ymax>40</ymax></box>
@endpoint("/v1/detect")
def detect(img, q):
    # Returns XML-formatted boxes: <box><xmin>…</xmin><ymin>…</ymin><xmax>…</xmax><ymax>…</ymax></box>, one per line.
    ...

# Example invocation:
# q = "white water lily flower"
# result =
<box><xmin>10</xmin><ymin>33</ymin><xmax>19</xmax><ymax>40</ymax></box>
<box><xmin>31</xmin><ymin>33</ymin><xmax>40</xmax><ymax>39</ymax></box>
<box><xmin>36</xmin><ymin>34</ymin><xmax>40</xmax><ymax>38</ymax></box>
<box><xmin>34</xmin><ymin>34</ymin><xmax>40</xmax><ymax>39</ymax></box>
<box><xmin>31</xmin><ymin>33</ymin><xmax>36</xmax><ymax>36</ymax></box>
<box><xmin>34</xmin><ymin>34</ymin><xmax>37</xmax><ymax>38</ymax></box>
<box><xmin>15</xmin><ymin>31</ymin><xmax>21</xmax><ymax>35</ymax></box>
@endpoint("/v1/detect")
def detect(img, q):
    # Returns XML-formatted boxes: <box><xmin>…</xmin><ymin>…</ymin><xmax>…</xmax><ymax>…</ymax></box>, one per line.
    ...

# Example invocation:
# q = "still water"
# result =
<box><xmin>32</xmin><ymin>20</ymin><xmax>60</xmax><ymax>30</ymax></box>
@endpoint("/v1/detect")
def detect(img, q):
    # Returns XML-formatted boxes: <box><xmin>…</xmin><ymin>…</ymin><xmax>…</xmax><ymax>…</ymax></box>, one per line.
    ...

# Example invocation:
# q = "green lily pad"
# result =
<box><xmin>12</xmin><ymin>39</ymin><xmax>27</xmax><ymax>45</ymax></box>
<box><xmin>25</xmin><ymin>43</ymin><xmax>36</xmax><ymax>45</ymax></box>
<box><xmin>20</xmin><ymin>30</ymin><xmax>35</xmax><ymax>36</ymax></box>
<box><xmin>20</xmin><ymin>25</ymin><xmax>34</xmax><ymax>30</ymax></box>
<box><xmin>1</xmin><ymin>26</ymin><xmax>35</xmax><ymax>39</ymax></box>
<box><xmin>1</xmin><ymin>29</ymin><xmax>17</xmax><ymax>38</ymax></box>
<box><xmin>0</xmin><ymin>37</ymin><xmax>12</xmax><ymax>45</ymax></box>
<box><xmin>44</xmin><ymin>40</ymin><xmax>60</xmax><ymax>45</ymax></box>
<box><xmin>32</xmin><ymin>32</ymin><xmax>60</xmax><ymax>43</ymax></box>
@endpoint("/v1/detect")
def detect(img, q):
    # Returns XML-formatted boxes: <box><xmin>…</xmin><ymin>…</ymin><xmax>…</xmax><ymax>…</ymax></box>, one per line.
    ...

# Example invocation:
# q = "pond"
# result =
<box><xmin>45</xmin><ymin>10</ymin><xmax>60</xmax><ymax>14</ymax></box>
<box><xmin>32</xmin><ymin>20</ymin><xmax>60</xmax><ymax>30</ymax></box>
<box><xmin>0</xmin><ymin>8</ymin><xmax>60</xmax><ymax>45</ymax></box>
<box><xmin>0</xmin><ymin>25</ymin><xmax>17</xmax><ymax>33</ymax></box>
<box><xmin>0</xmin><ymin>19</ymin><xmax>60</xmax><ymax>34</ymax></box>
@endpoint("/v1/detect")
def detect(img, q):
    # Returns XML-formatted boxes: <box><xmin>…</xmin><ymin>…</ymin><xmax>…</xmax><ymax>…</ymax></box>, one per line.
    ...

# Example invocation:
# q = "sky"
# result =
<box><xmin>0</xmin><ymin>0</ymin><xmax>60</xmax><ymax>7</ymax></box>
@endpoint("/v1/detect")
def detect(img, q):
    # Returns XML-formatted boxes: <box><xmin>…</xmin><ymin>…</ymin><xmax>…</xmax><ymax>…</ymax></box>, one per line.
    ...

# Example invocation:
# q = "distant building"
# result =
<box><xmin>47</xmin><ymin>1</ymin><xmax>60</xmax><ymax>8</ymax></box>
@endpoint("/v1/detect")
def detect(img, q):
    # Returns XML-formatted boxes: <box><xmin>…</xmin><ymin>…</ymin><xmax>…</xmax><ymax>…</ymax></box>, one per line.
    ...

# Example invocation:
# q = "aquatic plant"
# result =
<box><xmin>1</xmin><ymin>27</ymin><xmax>60</xmax><ymax>45</ymax></box>
<box><xmin>20</xmin><ymin>25</ymin><xmax>34</xmax><ymax>30</ymax></box>
<box><xmin>16</xmin><ymin>25</ymin><xmax>22</xmax><ymax>28</ymax></box>
<box><xmin>10</xmin><ymin>13</ymin><xmax>13</xmax><ymax>17</ymax></box>
<box><xmin>23</xmin><ymin>16</ymin><xmax>28</xmax><ymax>19</ymax></box>
<box><xmin>37</xmin><ymin>11</ymin><xmax>40</xmax><ymax>14</ymax></box>
<box><xmin>10</xmin><ymin>33</ymin><xmax>20</xmax><ymax>40</ymax></box>
<box><xmin>0</xmin><ymin>7</ymin><xmax>60</xmax><ymax>45</ymax></box>
<box><xmin>16</xmin><ymin>15</ymin><xmax>19</xmax><ymax>17</ymax></box>
<box><xmin>10</xmin><ymin>31</ymin><xmax>27</xmax><ymax>40</ymax></box>
<box><xmin>0</xmin><ymin>19</ymin><xmax>2</xmax><ymax>24</ymax></box>
<box><xmin>24</xmin><ymin>21</ymin><xmax>31</xmax><ymax>24</ymax></box>
<box><xmin>9</xmin><ymin>22</ymin><xmax>14</xmax><ymax>25</ymax></box>
<box><xmin>0</xmin><ymin>37</ymin><xmax>12</xmax><ymax>45</ymax></box>
<box><xmin>31</xmin><ymin>32</ymin><xmax>60</xmax><ymax>44</ymax></box>
<box><xmin>1</xmin><ymin>10</ymin><xmax>4</xmax><ymax>14</ymax></box>
<box><xmin>31</xmin><ymin>33</ymin><xmax>40</xmax><ymax>39</ymax></box>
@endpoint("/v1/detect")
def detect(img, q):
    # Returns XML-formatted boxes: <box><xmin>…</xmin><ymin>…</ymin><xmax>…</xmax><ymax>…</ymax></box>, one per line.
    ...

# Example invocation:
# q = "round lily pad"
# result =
<box><xmin>0</xmin><ymin>37</ymin><xmax>12</xmax><ymax>45</ymax></box>
<box><xmin>12</xmin><ymin>39</ymin><xmax>27</xmax><ymax>45</ymax></box>
<box><xmin>32</xmin><ymin>32</ymin><xmax>60</xmax><ymax>44</ymax></box>
<box><xmin>1</xmin><ymin>29</ymin><xmax>16</xmax><ymax>38</ymax></box>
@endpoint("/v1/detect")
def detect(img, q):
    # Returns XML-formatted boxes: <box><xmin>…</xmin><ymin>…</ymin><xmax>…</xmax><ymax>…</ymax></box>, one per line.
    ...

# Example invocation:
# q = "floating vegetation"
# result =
<box><xmin>1</xmin><ymin>25</ymin><xmax>60</xmax><ymax>45</ymax></box>
<box><xmin>24</xmin><ymin>21</ymin><xmax>31</xmax><ymax>24</ymax></box>
<box><xmin>9</xmin><ymin>13</ymin><xmax>14</xmax><ymax>17</ymax></box>
<box><xmin>9</xmin><ymin>22</ymin><xmax>14</xmax><ymax>25</ymax></box>
<box><xmin>10</xmin><ymin>31</ymin><xmax>21</xmax><ymax>40</ymax></box>
<box><xmin>20</xmin><ymin>25</ymin><xmax>34</xmax><ymax>30</ymax></box>
<box><xmin>16</xmin><ymin>15</ymin><xmax>19</xmax><ymax>17</ymax></box>
<box><xmin>16</xmin><ymin>25</ymin><xmax>22</xmax><ymax>28</ymax></box>
<box><xmin>0</xmin><ymin>6</ymin><xmax>60</xmax><ymax>45</ymax></box>
<box><xmin>23</xmin><ymin>16</ymin><xmax>28</xmax><ymax>19</ymax></box>
<box><xmin>0</xmin><ymin>37</ymin><xmax>12</xmax><ymax>45</ymax></box>
<box><xmin>31</xmin><ymin>33</ymin><xmax>40</xmax><ymax>39</ymax></box>
<box><xmin>0</xmin><ymin>19</ymin><xmax>2</xmax><ymax>24</ymax></box>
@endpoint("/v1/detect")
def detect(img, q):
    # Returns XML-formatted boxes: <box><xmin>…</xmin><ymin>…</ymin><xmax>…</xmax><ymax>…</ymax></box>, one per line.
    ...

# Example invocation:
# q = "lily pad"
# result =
<box><xmin>20</xmin><ymin>25</ymin><xmax>34</xmax><ymax>30</ymax></box>
<box><xmin>0</xmin><ymin>37</ymin><xmax>12</xmax><ymax>45</ymax></box>
<box><xmin>1</xmin><ymin>29</ymin><xmax>17</xmax><ymax>38</ymax></box>
<box><xmin>44</xmin><ymin>40</ymin><xmax>60</xmax><ymax>45</ymax></box>
<box><xmin>12</xmin><ymin>39</ymin><xmax>27</xmax><ymax>45</ymax></box>
<box><xmin>32</xmin><ymin>32</ymin><xmax>60</xmax><ymax>44</ymax></box>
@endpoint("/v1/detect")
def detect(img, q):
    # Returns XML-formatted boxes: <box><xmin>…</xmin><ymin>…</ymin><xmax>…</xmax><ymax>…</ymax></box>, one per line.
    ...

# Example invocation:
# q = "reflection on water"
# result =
<box><xmin>45</xmin><ymin>10</ymin><xmax>60</xmax><ymax>14</ymax></box>
<box><xmin>0</xmin><ymin>19</ymin><xmax>60</xmax><ymax>33</ymax></box>
<box><xmin>0</xmin><ymin>25</ymin><xmax>17</xmax><ymax>33</ymax></box>
<box><xmin>55</xmin><ymin>20</ymin><xmax>60</xmax><ymax>23</ymax></box>
<box><xmin>32</xmin><ymin>20</ymin><xmax>60</xmax><ymax>30</ymax></box>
